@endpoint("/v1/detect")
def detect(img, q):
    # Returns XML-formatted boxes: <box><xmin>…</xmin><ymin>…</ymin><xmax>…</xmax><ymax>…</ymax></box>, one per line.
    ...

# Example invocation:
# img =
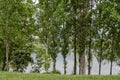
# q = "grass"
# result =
<box><xmin>0</xmin><ymin>72</ymin><xmax>120</xmax><ymax>80</ymax></box>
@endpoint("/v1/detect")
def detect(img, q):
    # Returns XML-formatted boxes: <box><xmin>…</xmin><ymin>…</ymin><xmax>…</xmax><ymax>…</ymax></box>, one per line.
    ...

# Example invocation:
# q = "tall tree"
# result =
<box><xmin>76</xmin><ymin>0</ymin><xmax>90</xmax><ymax>75</ymax></box>
<box><xmin>71</xmin><ymin>0</ymin><xmax>77</xmax><ymax>75</ymax></box>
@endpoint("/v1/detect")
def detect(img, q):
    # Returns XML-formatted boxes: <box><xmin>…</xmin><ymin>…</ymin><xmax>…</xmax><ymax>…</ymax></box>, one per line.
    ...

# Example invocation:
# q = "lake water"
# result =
<box><xmin>26</xmin><ymin>53</ymin><xmax>120</xmax><ymax>75</ymax></box>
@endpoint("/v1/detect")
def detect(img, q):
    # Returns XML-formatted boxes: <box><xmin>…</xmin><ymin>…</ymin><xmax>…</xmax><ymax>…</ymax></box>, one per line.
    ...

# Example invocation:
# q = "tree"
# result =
<box><xmin>0</xmin><ymin>0</ymin><xmax>35</xmax><ymax>71</ymax></box>
<box><xmin>93</xmin><ymin>0</ymin><xmax>120</xmax><ymax>75</ymax></box>
<box><xmin>76</xmin><ymin>0</ymin><xmax>90</xmax><ymax>75</ymax></box>
<box><xmin>71</xmin><ymin>0</ymin><xmax>77</xmax><ymax>75</ymax></box>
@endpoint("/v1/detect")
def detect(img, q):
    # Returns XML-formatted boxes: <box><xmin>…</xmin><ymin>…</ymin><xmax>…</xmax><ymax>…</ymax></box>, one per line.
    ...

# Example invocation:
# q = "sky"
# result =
<box><xmin>32</xmin><ymin>0</ymin><xmax>39</xmax><ymax>4</ymax></box>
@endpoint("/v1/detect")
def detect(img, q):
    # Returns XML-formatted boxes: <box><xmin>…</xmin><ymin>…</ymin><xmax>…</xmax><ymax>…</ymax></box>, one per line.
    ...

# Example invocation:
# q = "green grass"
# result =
<box><xmin>0</xmin><ymin>72</ymin><xmax>120</xmax><ymax>80</ymax></box>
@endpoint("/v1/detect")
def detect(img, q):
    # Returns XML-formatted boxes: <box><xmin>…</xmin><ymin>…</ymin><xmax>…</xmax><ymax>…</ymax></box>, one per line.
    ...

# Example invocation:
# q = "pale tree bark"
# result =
<box><xmin>79</xmin><ymin>53</ymin><xmax>86</xmax><ymax>75</ymax></box>
<box><xmin>45</xmin><ymin>35</ymin><xmax>49</xmax><ymax>72</ymax></box>
<box><xmin>1</xmin><ymin>0</ymin><xmax>10</xmax><ymax>71</ymax></box>
<box><xmin>5</xmin><ymin>40</ymin><xmax>9</xmax><ymax>71</ymax></box>
<box><xmin>78</xmin><ymin>21</ymin><xmax>86</xmax><ymax>75</ymax></box>
<box><xmin>78</xmin><ymin>26</ymin><xmax>86</xmax><ymax>75</ymax></box>
<box><xmin>2</xmin><ymin>20</ymin><xmax>10</xmax><ymax>71</ymax></box>
<box><xmin>2</xmin><ymin>33</ymin><xmax>10</xmax><ymax>71</ymax></box>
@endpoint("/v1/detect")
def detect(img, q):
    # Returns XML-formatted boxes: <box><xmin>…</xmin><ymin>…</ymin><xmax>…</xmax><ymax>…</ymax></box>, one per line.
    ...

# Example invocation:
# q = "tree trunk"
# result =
<box><xmin>45</xmin><ymin>35</ymin><xmax>49</xmax><ymax>72</ymax></box>
<box><xmin>79</xmin><ymin>53</ymin><xmax>86</xmax><ymax>75</ymax></box>
<box><xmin>99</xmin><ymin>39</ymin><xmax>103</xmax><ymax>75</ymax></box>
<box><xmin>72</xmin><ymin>0</ymin><xmax>77</xmax><ymax>75</ymax></box>
<box><xmin>110</xmin><ymin>59</ymin><xmax>113</xmax><ymax>75</ymax></box>
<box><xmin>53</xmin><ymin>59</ymin><xmax>56</xmax><ymax>71</ymax></box>
<box><xmin>4</xmin><ymin>40</ymin><xmax>9</xmax><ymax>71</ymax></box>
<box><xmin>99</xmin><ymin>58</ymin><xmax>102</xmax><ymax>75</ymax></box>
<box><xmin>110</xmin><ymin>35</ymin><xmax>115</xmax><ymax>75</ymax></box>
<box><xmin>73</xmin><ymin>19</ymin><xmax>77</xmax><ymax>75</ymax></box>
<box><xmin>2</xmin><ymin>25</ymin><xmax>10</xmax><ymax>71</ymax></box>
<box><xmin>73</xmin><ymin>44</ymin><xmax>77</xmax><ymax>75</ymax></box>
<box><xmin>88</xmin><ymin>36</ymin><xmax>92</xmax><ymax>75</ymax></box>
<box><xmin>110</xmin><ymin>37</ymin><xmax>114</xmax><ymax>75</ymax></box>
<box><xmin>63</xmin><ymin>56</ymin><xmax>67</xmax><ymax>75</ymax></box>
<box><xmin>52</xmin><ymin>33</ymin><xmax>57</xmax><ymax>71</ymax></box>
<box><xmin>88</xmin><ymin>0</ymin><xmax>93</xmax><ymax>75</ymax></box>
<box><xmin>2</xmin><ymin>13</ymin><xmax>10</xmax><ymax>71</ymax></box>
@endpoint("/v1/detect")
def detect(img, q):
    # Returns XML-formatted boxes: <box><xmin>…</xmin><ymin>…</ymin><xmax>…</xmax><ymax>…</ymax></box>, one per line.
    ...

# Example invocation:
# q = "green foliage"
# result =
<box><xmin>10</xmin><ymin>50</ymin><xmax>33</xmax><ymax>72</ymax></box>
<box><xmin>93</xmin><ymin>0</ymin><xmax>120</xmax><ymax>63</ymax></box>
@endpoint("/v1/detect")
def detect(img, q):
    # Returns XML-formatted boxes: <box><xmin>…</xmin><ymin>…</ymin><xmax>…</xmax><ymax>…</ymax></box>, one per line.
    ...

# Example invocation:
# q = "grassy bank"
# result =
<box><xmin>0</xmin><ymin>72</ymin><xmax>120</xmax><ymax>80</ymax></box>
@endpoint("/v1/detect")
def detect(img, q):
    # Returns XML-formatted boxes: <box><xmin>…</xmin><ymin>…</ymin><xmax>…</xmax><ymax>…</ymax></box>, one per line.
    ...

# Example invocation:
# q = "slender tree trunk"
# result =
<box><xmin>88</xmin><ymin>0</ymin><xmax>93</xmax><ymax>75</ymax></box>
<box><xmin>88</xmin><ymin>26</ymin><xmax>92</xmax><ymax>75</ymax></box>
<box><xmin>110</xmin><ymin>37</ymin><xmax>114</xmax><ymax>75</ymax></box>
<box><xmin>98</xmin><ymin>0</ymin><xmax>103</xmax><ymax>75</ymax></box>
<box><xmin>88</xmin><ymin>36</ymin><xmax>92</xmax><ymax>75</ymax></box>
<box><xmin>4</xmin><ymin>40</ymin><xmax>9</xmax><ymax>71</ymax></box>
<box><xmin>73</xmin><ymin>43</ymin><xmax>77</xmax><ymax>75</ymax></box>
<box><xmin>110</xmin><ymin>59</ymin><xmax>113</xmax><ymax>75</ymax></box>
<box><xmin>79</xmin><ymin>53</ymin><xmax>86</xmax><ymax>75</ymax></box>
<box><xmin>73</xmin><ymin>14</ymin><xmax>77</xmax><ymax>75</ymax></box>
<box><xmin>79</xmin><ymin>55</ymin><xmax>80</xmax><ymax>75</ymax></box>
<box><xmin>72</xmin><ymin>0</ymin><xmax>77</xmax><ymax>75</ymax></box>
<box><xmin>63</xmin><ymin>56</ymin><xmax>67</xmax><ymax>75</ymax></box>
<box><xmin>53</xmin><ymin>59</ymin><xmax>56</xmax><ymax>71</ymax></box>
<box><xmin>2</xmin><ymin>21</ymin><xmax>10</xmax><ymax>71</ymax></box>
<box><xmin>99</xmin><ymin>58</ymin><xmax>101</xmax><ymax>75</ymax></box>
<box><xmin>99</xmin><ymin>39</ymin><xmax>103</xmax><ymax>75</ymax></box>
<box><xmin>45</xmin><ymin>35</ymin><xmax>49</xmax><ymax>72</ymax></box>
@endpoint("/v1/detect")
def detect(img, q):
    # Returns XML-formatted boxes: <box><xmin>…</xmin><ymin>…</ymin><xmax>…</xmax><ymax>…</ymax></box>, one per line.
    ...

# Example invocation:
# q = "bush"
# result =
<box><xmin>50</xmin><ymin>70</ymin><xmax>61</xmax><ymax>74</ymax></box>
<box><xmin>43</xmin><ymin>70</ymin><xmax>61</xmax><ymax>74</ymax></box>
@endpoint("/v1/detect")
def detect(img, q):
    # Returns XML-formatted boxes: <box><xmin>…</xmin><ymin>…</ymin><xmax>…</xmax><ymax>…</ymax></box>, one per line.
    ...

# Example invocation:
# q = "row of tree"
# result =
<box><xmin>0</xmin><ymin>0</ymin><xmax>120</xmax><ymax>75</ymax></box>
